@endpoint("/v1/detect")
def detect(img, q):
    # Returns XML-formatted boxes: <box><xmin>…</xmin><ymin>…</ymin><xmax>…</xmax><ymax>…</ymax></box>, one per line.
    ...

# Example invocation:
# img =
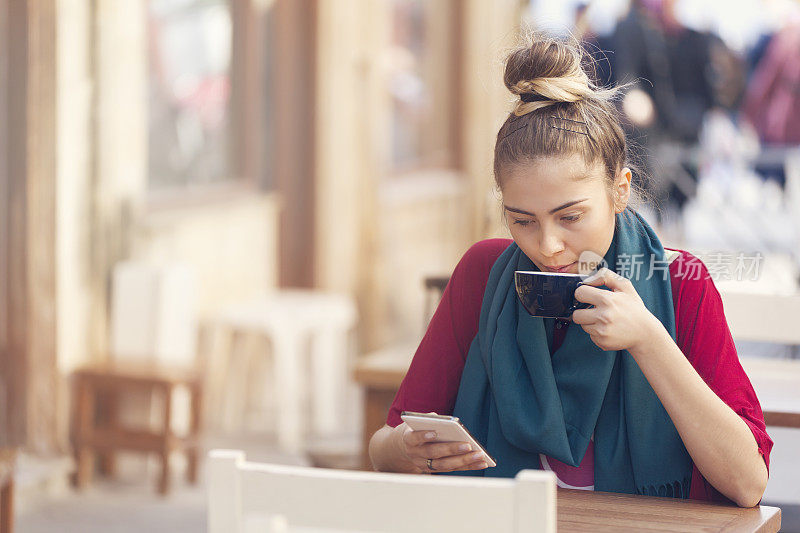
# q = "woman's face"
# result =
<box><xmin>501</xmin><ymin>154</ymin><xmax>631</xmax><ymax>275</ymax></box>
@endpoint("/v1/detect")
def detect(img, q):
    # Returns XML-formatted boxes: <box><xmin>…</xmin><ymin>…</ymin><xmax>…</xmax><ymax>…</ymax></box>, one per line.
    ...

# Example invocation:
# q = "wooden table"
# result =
<box><xmin>353</xmin><ymin>344</ymin><xmax>414</xmax><ymax>470</ymax></box>
<box><xmin>0</xmin><ymin>448</ymin><xmax>14</xmax><ymax>533</ymax></box>
<box><xmin>557</xmin><ymin>488</ymin><xmax>780</xmax><ymax>532</ymax></box>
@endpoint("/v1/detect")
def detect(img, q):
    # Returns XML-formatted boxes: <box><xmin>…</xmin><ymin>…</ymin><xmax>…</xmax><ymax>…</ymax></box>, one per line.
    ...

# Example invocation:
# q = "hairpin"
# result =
<box><xmin>548</xmin><ymin>115</ymin><xmax>590</xmax><ymax>136</ymax></box>
<box><xmin>499</xmin><ymin>114</ymin><xmax>530</xmax><ymax>140</ymax></box>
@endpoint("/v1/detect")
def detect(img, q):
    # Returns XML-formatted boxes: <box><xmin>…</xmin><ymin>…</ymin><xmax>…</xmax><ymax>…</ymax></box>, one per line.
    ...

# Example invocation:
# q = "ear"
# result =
<box><xmin>613</xmin><ymin>167</ymin><xmax>632</xmax><ymax>213</ymax></box>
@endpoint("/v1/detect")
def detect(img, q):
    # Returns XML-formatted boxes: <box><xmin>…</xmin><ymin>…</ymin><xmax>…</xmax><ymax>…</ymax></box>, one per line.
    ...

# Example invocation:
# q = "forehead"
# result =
<box><xmin>503</xmin><ymin>153</ymin><xmax>605</xmax><ymax>185</ymax></box>
<box><xmin>501</xmin><ymin>155</ymin><xmax>608</xmax><ymax>204</ymax></box>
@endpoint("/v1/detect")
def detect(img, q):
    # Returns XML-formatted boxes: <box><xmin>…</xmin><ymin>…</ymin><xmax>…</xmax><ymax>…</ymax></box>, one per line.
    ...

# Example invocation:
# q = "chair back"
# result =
<box><xmin>719</xmin><ymin>291</ymin><xmax>800</xmax><ymax>345</ymax></box>
<box><xmin>723</xmin><ymin>290</ymin><xmax>800</xmax><ymax>429</ymax></box>
<box><xmin>208</xmin><ymin>450</ymin><xmax>556</xmax><ymax>533</ymax></box>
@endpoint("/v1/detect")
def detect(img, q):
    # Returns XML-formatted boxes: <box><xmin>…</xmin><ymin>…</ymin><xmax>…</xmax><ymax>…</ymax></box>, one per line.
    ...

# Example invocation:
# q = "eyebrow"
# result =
<box><xmin>503</xmin><ymin>198</ymin><xmax>589</xmax><ymax>217</ymax></box>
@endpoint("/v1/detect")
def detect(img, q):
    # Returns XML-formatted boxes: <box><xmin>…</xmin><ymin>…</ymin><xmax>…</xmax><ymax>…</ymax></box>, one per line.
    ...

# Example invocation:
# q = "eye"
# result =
<box><xmin>512</xmin><ymin>218</ymin><xmax>534</xmax><ymax>227</ymax></box>
<box><xmin>561</xmin><ymin>213</ymin><xmax>582</xmax><ymax>223</ymax></box>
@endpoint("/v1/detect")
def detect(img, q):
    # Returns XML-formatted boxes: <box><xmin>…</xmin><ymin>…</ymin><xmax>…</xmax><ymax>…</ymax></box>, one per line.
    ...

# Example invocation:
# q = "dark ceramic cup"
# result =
<box><xmin>514</xmin><ymin>271</ymin><xmax>593</xmax><ymax>319</ymax></box>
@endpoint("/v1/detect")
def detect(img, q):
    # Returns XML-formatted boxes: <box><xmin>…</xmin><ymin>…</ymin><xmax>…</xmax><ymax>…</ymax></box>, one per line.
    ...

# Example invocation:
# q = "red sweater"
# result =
<box><xmin>388</xmin><ymin>239</ymin><xmax>772</xmax><ymax>501</ymax></box>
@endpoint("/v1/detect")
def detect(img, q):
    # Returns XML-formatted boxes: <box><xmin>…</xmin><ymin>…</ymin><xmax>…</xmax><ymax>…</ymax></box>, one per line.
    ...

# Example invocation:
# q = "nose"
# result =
<box><xmin>539</xmin><ymin>227</ymin><xmax>566</xmax><ymax>257</ymax></box>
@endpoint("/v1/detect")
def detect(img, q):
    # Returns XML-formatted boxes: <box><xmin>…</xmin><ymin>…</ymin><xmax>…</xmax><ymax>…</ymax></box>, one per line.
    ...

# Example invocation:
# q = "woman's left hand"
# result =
<box><xmin>571</xmin><ymin>268</ymin><xmax>662</xmax><ymax>352</ymax></box>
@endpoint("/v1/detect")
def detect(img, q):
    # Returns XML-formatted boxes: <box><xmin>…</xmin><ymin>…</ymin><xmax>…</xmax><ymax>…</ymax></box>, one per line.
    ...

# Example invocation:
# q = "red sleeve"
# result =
<box><xmin>386</xmin><ymin>239</ymin><xmax>512</xmax><ymax>427</ymax></box>
<box><xmin>668</xmin><ymin>250</ymin><xmax>774</xmax><ymax>502</ymax></box>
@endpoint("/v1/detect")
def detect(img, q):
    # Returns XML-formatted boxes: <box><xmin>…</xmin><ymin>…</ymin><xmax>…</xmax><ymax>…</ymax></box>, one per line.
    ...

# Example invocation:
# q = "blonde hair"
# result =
<box><xmin>494</xmin><ymin>33</ymin><xmax>636</xmax><ymax>199</ymax></box>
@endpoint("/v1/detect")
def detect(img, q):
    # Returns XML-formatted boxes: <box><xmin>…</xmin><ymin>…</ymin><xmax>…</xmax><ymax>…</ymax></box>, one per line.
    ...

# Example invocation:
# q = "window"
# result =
<box><xmin>147</xmin><ymin>0</ymin><xmax>233</xmax><ymax>189</ymax></box>
<box><xmin>388</xmin><ymin>0</ymin><xmax>462</xmax><ymax>172</ymax></box>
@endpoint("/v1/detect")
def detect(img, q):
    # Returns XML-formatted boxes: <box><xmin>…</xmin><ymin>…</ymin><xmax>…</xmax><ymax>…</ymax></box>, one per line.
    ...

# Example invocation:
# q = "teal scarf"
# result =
<box><xmin>446</xmin><ymin>210</ymin><xmax>693</xmax><ymax>497</ymax></box>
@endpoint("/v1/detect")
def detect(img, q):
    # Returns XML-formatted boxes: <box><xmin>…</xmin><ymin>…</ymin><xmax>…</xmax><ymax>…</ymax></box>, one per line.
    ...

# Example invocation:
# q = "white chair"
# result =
<box><xmin>719</xmin><ymin>290</ymin><xmax>800</xmax><ymax>346</ymax></box>
<box><xmin>720</xmin><ymin>289</ymin><xmax>800</xmax><ymax>427</ymax></box>
<box><xmin>207</xmin><ymin>449</ymin><xmax>556</xmax><ymax>533</ymax></box>
<box><xmin>720</xmin><ymin>289</ymin><xmax>800</xmax><ymax>505</ymax></box>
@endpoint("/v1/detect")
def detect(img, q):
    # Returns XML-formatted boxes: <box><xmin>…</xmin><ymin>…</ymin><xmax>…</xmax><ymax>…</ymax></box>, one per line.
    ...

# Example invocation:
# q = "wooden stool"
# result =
<box><xmin>72</xmin><ymin>361</ymin><xmax>203</xmax><ymax>495</ymax></box>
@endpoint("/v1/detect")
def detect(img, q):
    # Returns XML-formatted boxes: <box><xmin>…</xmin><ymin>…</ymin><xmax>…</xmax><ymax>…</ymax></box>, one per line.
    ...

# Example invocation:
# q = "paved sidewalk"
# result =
<box><xmin>17</xmin><ymin>433</ymin><xmax>313</xmax><ymax>533</ymax></box>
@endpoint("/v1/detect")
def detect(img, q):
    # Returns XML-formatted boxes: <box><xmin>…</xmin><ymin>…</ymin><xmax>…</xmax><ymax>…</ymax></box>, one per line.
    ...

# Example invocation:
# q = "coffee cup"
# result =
<box><xmin>514</xmin><ymin>271</ymin><xmax>592</xmax><ymax>319</ymax></box>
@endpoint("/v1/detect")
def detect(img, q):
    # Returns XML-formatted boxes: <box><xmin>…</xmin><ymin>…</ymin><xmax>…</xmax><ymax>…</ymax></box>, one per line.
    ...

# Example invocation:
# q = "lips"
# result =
<box><xmin>543</xmin><ymin>262</ymin><xmax>577</xmax><ymax>273</ymax></box>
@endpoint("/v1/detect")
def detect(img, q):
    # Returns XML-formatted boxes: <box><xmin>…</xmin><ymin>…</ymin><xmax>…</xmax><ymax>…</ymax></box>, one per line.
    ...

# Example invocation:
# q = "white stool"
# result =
<box><xmin>213</xmin><ymin>291</ymin><xmax>358</xmax><ymax>453</ymax></box>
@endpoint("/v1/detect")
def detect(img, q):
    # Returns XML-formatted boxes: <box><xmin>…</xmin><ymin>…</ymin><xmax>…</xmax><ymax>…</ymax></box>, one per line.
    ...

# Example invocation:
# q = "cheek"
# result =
<box><xmin>508</xmin><ymin>225</ymin><xmax>529</xmax><ymax>246</ymax></box>
<box><xmin>507</xmin><ymin>225</ymin><xmax>539</xmax><ymax>257</ymax></box>
<box><xmin>583</xmin><ymin>213</ymin><xmax>616</xmax><ymax>253</ymax></box>
<box><xmin>561</xmin><ymin>215</ymin><xmax>609</xmax><ymax>253</ymax></box>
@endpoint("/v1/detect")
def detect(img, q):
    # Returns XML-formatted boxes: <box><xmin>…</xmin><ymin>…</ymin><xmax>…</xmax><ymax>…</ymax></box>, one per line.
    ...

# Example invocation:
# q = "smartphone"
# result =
<box><xmin>400</xmin><ymin>411</ymin><xmax>496</xmax><ymax>468</ymax></box>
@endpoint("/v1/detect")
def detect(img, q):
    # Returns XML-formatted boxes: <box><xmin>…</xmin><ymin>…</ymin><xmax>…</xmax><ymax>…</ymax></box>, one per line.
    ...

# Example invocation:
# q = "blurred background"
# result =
<box><xmin>2</xmin><ymin>0</ymin><xmax>800</xmax><ymax>531</ymax></box>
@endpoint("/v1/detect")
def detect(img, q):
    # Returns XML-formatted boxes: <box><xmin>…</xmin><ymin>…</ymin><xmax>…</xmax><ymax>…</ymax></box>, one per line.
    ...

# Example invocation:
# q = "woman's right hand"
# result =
<box><xmin>396</xmin><ymin>422</ymin><xmax>489</xmax><ymax>473</ymax></box>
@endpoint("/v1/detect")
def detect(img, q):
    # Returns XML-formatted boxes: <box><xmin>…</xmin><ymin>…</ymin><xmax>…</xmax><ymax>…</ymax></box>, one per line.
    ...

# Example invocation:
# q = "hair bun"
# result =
<box><xmin>504</xmin><ymin>35</ymin><xmax>593</xmax><ymax>115</ymax></box>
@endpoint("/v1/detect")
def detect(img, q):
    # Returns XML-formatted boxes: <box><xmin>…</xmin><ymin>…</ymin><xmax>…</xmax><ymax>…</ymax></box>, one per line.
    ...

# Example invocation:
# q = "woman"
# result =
<box><xmin>368</xmin><ymin>35</ymin><xmax>771</xmax><ymax>507</ymax></box>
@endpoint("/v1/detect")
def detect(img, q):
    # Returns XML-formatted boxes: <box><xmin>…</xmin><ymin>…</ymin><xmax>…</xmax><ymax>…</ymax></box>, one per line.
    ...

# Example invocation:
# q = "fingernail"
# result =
<box><xmin>471</xmin><ymin>452</ymin><xmax>483</xmax><ymax>461</ymax></box>
<box><xmin>424</xmin><ymin>432</ymin><xmax>436</xmax><ymax>440</ymax></box>
<box><xmin>458</xmin><ymin>444</ymin><xmax>471</xmax><ymax>452</ymax></box>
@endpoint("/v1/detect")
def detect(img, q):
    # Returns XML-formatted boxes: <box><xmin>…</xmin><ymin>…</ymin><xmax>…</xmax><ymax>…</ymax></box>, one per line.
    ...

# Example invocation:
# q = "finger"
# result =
<box><xmin>579</xmin><ymin>324</ymin><xmax>611</xmax><ymax>350</ymax></box>
<box><xmin>419</xmin><ymin>441</ymin><xmax>473</xmax><ymax>460</ymax></box>
<box><xmin>452</xmin><ymin>460</ymin><xmax>489</xmax><ymax>472</ymax></box>
<box><xmin>429</xmin><ymin>451</ymin><xmax>487</xmax><ymax>472</ymax></box>
<box><xmin>402</xmin><ymin>412</ymin><xmax>440</xmax><ymax>447</ymax></box>
<box><xmin>582</xmin><ymin>268</ymin><xmax>631</xmax><ymax>292</ymax></box>
<box><xmin>402</xmin><ymin>427</ymin><xmax>438</xmax><ymax>447</ymax></box>
<box><xmin>577</xmin><ymin>322</ymin><xmax>600</xmax><ymax>337</ymax></box>
<box><xmin>571</xmin><ymin>307</ymin><xmax>599</xmax><ymax>325</ymax></box>
<box><xmin>574</xmin><ymin>284</ymin><xmax>612</xmax><ymax>306</ymax></box>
